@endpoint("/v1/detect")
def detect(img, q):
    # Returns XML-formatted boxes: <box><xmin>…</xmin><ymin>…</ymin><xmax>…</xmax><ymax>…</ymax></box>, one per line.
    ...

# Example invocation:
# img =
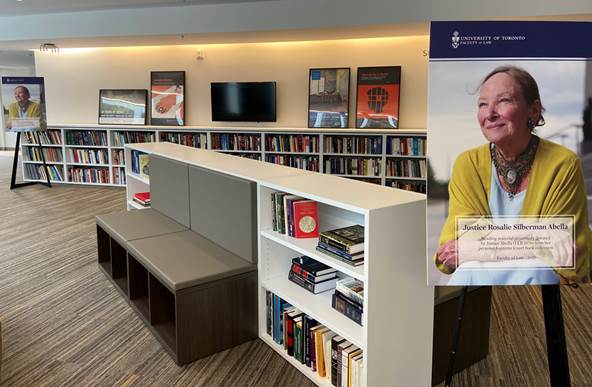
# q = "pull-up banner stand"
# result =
<box><xmin>428</xmin><ymin>21</ymin><xmax>592</xmax><ymax>386</ymax></box>
<box><xmin>2</xmin><ymin>76</ymin><xmax>51</xmax><ymax>189</ymax></box>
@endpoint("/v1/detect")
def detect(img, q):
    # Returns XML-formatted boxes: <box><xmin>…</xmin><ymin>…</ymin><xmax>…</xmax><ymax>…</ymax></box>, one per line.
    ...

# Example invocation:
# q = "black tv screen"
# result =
<box><xmin>211</xmin><ymin>82</ymin><xmax>276</xmax><ymax>122</ymax></box>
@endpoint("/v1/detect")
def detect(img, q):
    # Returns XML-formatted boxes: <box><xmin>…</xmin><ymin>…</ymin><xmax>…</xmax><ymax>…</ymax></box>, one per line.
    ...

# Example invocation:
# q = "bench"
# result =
<box><xmin>96</xmin><ymin>155</ymin><xmax>258</xmax><ymax>365</ymax></box>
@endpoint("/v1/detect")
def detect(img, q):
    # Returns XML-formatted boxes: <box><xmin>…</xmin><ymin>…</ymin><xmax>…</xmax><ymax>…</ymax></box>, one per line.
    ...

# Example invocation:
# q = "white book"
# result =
<box><xmin>341</xmin><ymin>345</ymin><xmax>358</xmax><ymax>387</ymax></box>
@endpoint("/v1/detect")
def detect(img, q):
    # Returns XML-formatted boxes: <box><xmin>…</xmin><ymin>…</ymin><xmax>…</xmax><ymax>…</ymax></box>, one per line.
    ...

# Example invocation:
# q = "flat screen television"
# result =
<box><xmin>211</xmin><ymin>82</ymin><xmax>276</xmax><ymax>122</ymax></box>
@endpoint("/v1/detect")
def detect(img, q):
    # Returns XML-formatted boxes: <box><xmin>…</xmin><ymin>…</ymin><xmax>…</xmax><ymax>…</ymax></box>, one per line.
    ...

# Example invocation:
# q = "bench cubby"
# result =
<box><xmin>128</xmin><ymin>253</ymin><xmax>149</xmax><ymax>320</ymax></box>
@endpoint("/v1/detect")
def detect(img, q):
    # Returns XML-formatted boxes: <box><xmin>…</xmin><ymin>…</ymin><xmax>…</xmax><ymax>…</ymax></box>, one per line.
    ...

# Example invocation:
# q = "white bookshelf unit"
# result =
<box><xmin>22</xmin><ymin>125</ymin><xmax>426</xmax><ymax>193</ymax></box>
<box><xmin>125</xmin><ymin>142</ymin><xmax>433</xmax><ymax>387</ymax></box>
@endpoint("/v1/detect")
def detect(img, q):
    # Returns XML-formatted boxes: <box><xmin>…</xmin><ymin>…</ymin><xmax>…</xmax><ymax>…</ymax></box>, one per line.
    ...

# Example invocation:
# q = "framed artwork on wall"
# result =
<box><xmin>355</xmin><ymin>66</ymin><xmax>401</xmax><ymax>129</ymax></box>
<box><xmin>150</xmin><ymin>71</ymin><xmax>185</xmax><ymax>126</ymax></box>
<box><xmin>98</xmin><ymin>89</ymin><xmax>147</xmax><ymax>125</ymax></box>
<box><xmin>308</xmin><ymin>68</ymin><xmax>350</xmax><ymax>128</ymax></box>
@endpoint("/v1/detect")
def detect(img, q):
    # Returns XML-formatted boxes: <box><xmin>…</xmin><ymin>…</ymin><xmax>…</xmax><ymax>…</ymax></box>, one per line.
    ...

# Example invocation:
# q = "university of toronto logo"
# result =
<box><xmin>452</xmin><ymin>31</ymin><xmax>460</xmax><ymax>48</ymax></box>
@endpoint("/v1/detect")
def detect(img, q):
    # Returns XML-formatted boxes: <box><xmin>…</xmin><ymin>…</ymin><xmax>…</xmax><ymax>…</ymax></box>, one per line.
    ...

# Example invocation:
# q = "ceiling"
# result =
<box><xmin>0</xmin><ymin>0</ymin><xmax>270</xmax><ymax>16</ymax></box>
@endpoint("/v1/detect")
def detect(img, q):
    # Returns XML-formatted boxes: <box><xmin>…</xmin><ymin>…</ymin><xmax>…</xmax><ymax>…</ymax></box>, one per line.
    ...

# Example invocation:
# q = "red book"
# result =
<box><xmin>133</xmin><ymin>191</ymin><xmax>151</xmax><ymax>205</ymax></box>
<box><xmin>292</xmin><ymin>200</ymin><xmax>319</xmax><ymax>238</ymax></box>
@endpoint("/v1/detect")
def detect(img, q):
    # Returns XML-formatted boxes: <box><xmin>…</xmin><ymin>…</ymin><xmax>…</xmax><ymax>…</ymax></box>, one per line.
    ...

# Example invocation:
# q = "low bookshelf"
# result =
<box><xmin>124</xmin><ymin>142</ymin><xmax>433</xmax><ymax>386</ymax></box>
<box><xmin>23</xmin><ymin>125</ymin><xmax>426</xmax><ymax>193</ymax></box>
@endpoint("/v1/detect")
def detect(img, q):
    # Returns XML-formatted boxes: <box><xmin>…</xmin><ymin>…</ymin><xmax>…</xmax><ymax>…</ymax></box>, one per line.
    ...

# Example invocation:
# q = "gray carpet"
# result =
<box><xmin>0</xmin><ymin>151</ymin><xmax>313</xmax><ymax>387</ymax></box>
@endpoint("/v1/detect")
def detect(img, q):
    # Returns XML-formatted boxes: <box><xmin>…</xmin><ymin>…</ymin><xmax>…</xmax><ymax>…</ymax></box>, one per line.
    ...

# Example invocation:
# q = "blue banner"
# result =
<box><xmin>430</xmin><ymin>21</ymin><xmax>592</xmax><ymax>59</ymax></box>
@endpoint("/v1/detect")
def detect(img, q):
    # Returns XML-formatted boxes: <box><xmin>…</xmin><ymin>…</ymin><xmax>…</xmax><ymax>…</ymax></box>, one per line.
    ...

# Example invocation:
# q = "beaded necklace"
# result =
<box><xmin>490</xmin><ymin>135</ymin><xmax>539</xmax><ymax>199</ymax></box>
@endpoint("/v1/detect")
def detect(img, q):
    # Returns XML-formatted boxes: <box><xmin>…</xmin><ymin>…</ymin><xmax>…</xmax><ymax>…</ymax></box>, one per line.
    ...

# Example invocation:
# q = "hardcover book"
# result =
<box><xmin>292</xmin><ymin>256</ymin><xmax>338</xmax><ymax>276</ymax></box>
<box><xmin>288</xmin><ymin>270</ymin><xmax>337</xmax><ymax>294</ymax></box>
<box><xmin>319</xmin><ymin>224</ymin><xmax>364</xmax><ymax>254</ymax></box>
<box><xmin>292</xmin><ymin>200</ymin><xmax>319</xmax><ymax>238</ymax></box>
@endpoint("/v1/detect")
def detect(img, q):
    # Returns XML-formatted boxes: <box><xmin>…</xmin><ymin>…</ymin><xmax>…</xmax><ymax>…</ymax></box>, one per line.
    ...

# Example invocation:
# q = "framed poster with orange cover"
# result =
<box><xmin>355</xmin><ymin>66</ymin><xmax>401</xmax><ymax>129</ymax></box>
<box><xmin>150</xmin><ymin>71</ymin><xmax>185</xmax><ymax>126</ymax></box>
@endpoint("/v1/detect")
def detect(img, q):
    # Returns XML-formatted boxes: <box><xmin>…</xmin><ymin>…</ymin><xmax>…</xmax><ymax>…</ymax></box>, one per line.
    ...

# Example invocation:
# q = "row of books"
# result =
<box><xmin>271</xmin><ymin>191</ymin><xmax>319</xmax><ymax>238</ymax></box>
<box><xmin>160</xmin><ymin>132</ymin><xmax>207</xmax><ymax>149</ymax></box>
<box><xmin>324</xmin><ymin>158</ymin><xmax>381</xmax><ymax>177</ymax></box>
<box><xmin>386</xmin><ymin>136</ymin><xmax>426</xmax><ymax>156</ymax></box>
<box><xmin>343</xmin><ymin>176</ymin><xmax>382</xmax><ymax>185</ymax></box>
<box><xmin>23</xmin><ymin>147</ymin><xmax>63</xmax><ymax>162</ymax></box>
<box><xmin>265</xmin><ymin>135</ymin><xmax>319</xmax><ymax>153</ymax></box>
<box><xmin>67</xmin><ymin>166</ymin><xmax>109</xmax><ymax>184</ymax></box>
<box><xmin>131</xmin><ymin>151</ymin><xmax>150</xmax><ymax>177</ymax></box>
<box><xmin>288</xmin><ymin>256</ymin><xmax>338</xmax><ymax>294</ymax></box>
<box><xmin>388</xmin><ymin>179</ymin><xmax>426</xmax><ymax>193</ymax></box>
<box><xmin>211</xmin><ymin>133</ymin><xmax>261</xmax><ymax>151</ymax></box>
<box><xmin>332</xmin><ymin>278</ymin><xmax>364</xmax><ymax>326</ymax></box>
<box><xmin>112</xmin><ymin>167</ymin><xmax>126</xmax><ymax>185</ymax></box>
<box><xmin>266</xmin><ymin>291</ymin><xmax>364</xmax><ymax>387</ymax></box>
<box><xmin>323</xmin><ymin>136</ymin><xmax>382</xmax><ymax>155</ymax></box>
<box><xmin>112</xmin><ymin>149</ymin><xmax>124</xmax><ymax>166</ymax></box>
<box><xmin>21</xmin><ymin>130</ymin><xmax>63</xmax><ymax>145</ymax></box>
<box><xmin>385</xmin><ymin>159</ymin><xmax>426</xmax><ymax>179</ymax></box>
<box><xmin>133</xmin><ymin>191</ymin><xmax>151</xmax><ymax>207</ymax></box>
<box><xmin>316</xmin><ymin>225</ymin><xmax>365</xmax><ymax>267</ymax></box>
<box><xmin>67</xmin><ymin>148</ymin><xmax>108</xmax><ymax>165</ymax></box>
<box><xmin>24</xmin><ymin>164</ymin><xmax>63</xmax><ymax>181</ymax></box>
<box><xmin>65</xmin><ymin>130</ymin><xmax>108</xmax><ymax>146</ymax></box>
<box><xmin>112</xmin><ymin>131</ymin><xmax>156</xmax><ymax>147</ymax></box>
<box><xmin>265</xmin><ymin>155</ymin><xmax>320</xmax><ymax>172</ymax></box>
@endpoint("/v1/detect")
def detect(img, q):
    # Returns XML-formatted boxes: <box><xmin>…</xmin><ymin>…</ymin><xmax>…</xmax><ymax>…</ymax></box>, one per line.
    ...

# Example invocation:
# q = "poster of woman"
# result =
<box><xmin>1</xmin><ymin>76</ymin><xmax>47</xmax><ymax>132</ymax></box>
<box><xmin>427</xmin><ymin>21</ymin><xmax>592</xmax><ymax>286</ymax></box>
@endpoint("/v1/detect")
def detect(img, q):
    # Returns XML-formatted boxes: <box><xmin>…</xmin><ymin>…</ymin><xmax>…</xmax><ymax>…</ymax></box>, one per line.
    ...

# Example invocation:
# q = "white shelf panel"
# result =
<box><xmin>265</xmin><ymin>151</ymin><xmax>320</xmax><ymax>155</ymax></box>
<box><xmin>214</xmin><ymin>149</ymin><xmax>261</xmax><ymax>153</ymax></box>
<box><xmin>66</xmin><ymin>163</ymin><xmax>110</xmax><ymax>167</ymax></box>
<box><xmin>323</xmin><ymin>153</ymin><xmax>382</xmax><ymax>157</ymax></box>
<box><xmin>23</xmin><ymin>178</ymin><xmax>123</xmax><ymax>187</ymax></box>
<box><xmin>127</xmin><ymin>200</ymin><xmax>150</xmax><ymax>210</ymax></box>
<box><xmin>23</xmin><ymin>178</ymin><xmax>63</xmax><ymax>183</ymax></box>
<box><xmin>262</xmin><ymin>276</ymin><xmax>364</xmax><ymax>350</ymax></box>
<box><xmin>332</xmin><ymin>174</ymin><xmax>381</xmax><ymax>179</ymax></box>
<box><xmin>261</xmin><ymin>230</ymin><xmax>364</xmax><ymax>281</ymax></box>
<box><xmin>21</xmin><ymin>143</ymin><xmax>63</xmax><ymax>148</ymax></box>
<box><xmin>126</xmin><ymin>172</ymin><xmax>149</xmax><ymax>185</ymax></box>
<box><xmin>385</xmin><ymin>176</ymin><xmax>426</xmax><ymax>181</ymax></box>
<box><xmin>259</xmin><ymin>334</ymin><xmax>333</xmax><ymax>387</ymax></box>
<box><xmin>65</xmin><ymin>145</ymin><xmax>108</xmax><ymax>149</ymax></box>
<box><xmin>22</xmin><ymin>160</ymin><xmax>63</xmax><ymax>165</ymax></box>
<box><xmin>111</xmin><ymin>146</ymin><xmax>125</xmax><ymax>149</ymax></box>
<box><xmin>386</xmin><ymin>154</ymin><xmax>425</xmax><ymax>159</ymax></box>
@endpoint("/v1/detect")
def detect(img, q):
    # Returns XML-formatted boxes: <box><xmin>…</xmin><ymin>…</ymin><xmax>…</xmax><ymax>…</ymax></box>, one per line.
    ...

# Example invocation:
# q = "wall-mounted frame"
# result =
<box><xmin>150</xmin><ymin>71</ymin><xmax>185</xmax><ymax>126</ymax></box>
<box><xmin>355</xmin><ymin>66</ymin><xmax>401</xmax><ymax>129</ymax></box>
<box><xmin>308</xmin><ymin>68</ymin><xmax>350</xmax><ymax>128</ymax></box>
<box><xmin>98</xmin><ymin>89</ymin><xmax>147</xmax><ymax>125</ymax></box>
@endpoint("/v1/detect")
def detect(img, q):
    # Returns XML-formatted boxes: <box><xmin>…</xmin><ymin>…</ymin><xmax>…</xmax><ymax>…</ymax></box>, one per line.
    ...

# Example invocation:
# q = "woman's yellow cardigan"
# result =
<box><xmin>437</xmin><ymin>137</ymin><xmax>592</xmax><ymax>283</ymax></box>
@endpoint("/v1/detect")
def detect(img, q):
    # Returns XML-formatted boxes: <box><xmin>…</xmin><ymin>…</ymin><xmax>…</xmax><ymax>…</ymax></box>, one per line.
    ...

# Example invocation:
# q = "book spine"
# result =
<box><xmin>331</xmin><ymin>340</ymin><xmax>340</xmax><ymax>386</ymax></box>
<box><xmin>271</xmin><ymin>192</ymin><xmax>277</xmax><ymax>232</ymax></box>
<box><xmin>286</xmin><ymin>314</ymin><xmax>295</xmax><ymax>356</ymax></box>
<box><xmin>294</xmin><ymin>322</ymin><xmax>302</xmax><ymax>361</ymax></box>
<box><xmin>288</xmin><ymin>270</ymin><xmax>315</xmax><ymax>293</ymax></box>
<box><xmin>291</xmin><ymin>263</ymin><xmax>324</xmax><ymax>283</ymax></box>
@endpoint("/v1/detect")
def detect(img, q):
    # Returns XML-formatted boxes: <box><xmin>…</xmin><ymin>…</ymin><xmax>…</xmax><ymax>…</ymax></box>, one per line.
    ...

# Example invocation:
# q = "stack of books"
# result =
<box><xmin>316</xmin><ymin>225</ymin><xmax>364</xmax><ymax>266</ymax></box>
<box><xmin>271</xmin><ymin>191</ymin><xmax>319</xmax><ymax>238</ymax></box>
<box><xmin>332</xmin><ymin>278</ymin><xmax>364</xmax><ymax>326</ymax></box>
<box><xmin>266</xmin><ymin>291</ymin><xmax>364</xmax><ymax>387</ymax></box>
<box><xmin>288</xmin><ymin>256</ymin><xmax>338</xmax><ymax>294</ymax></box>
<box><xmin>133</xmin><ymin>192</ymin><xmax>151</xmax><ymax>207</ymax></box>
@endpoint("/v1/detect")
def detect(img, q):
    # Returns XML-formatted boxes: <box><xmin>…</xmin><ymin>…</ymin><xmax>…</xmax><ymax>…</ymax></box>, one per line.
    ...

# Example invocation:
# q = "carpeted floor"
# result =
<box><xmin>1</xmin><ymin>150</ymin><xmax>592</xmax><ymax>386</ymax></box>
<box><xmin>0</xmin><ymin>152</ymin><xmax>313</xmax><ymax>387</ymax></box>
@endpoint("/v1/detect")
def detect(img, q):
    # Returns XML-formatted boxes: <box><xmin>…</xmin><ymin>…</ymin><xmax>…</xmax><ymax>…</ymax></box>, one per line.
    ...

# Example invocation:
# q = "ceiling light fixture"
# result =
<box><xmin>39</xmin><ymin>43</ymin><xmax>59</xmax><ymax>53</ymax></box>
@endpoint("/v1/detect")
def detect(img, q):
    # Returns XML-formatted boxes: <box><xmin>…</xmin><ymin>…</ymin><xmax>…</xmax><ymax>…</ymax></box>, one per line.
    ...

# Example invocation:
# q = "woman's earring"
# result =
<box><xmin>527</xmin><ymin>117</ymin><xmax>535</xmax><ymax>130</ymax></box>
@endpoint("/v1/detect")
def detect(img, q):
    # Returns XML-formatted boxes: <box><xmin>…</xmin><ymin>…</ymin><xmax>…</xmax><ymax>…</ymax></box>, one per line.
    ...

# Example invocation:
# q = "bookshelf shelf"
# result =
<box><xmin>261</xmin><ymin>230</ymin><xmax>365</xmax><ymax>281</ymax></box>
<box><xmin>126</xmin><ymin>172</ymin><xmax>149</xmax><ymax>185</ymax></box>
<box><xmin>22</xmin><ymin>160</ymin><xmax>63</xmax><ymax>165</ymax></box>
<box><xmin>262</xmin><ymin>276</ymin><xmax>364</xmax><ymax>349</ymax></box>
<box><xmin>22</xmin><ymin>125</ymin><xmax>426</xmax><ymax>193</ymax></box>
<box><xmin>385</xmin><ymin>176</ymin><xmax>426</xmax><ymax>181</ymax></box>
<box><xmin>67</xmin><ymin>162</ymin><xmax>110</xmax><ymax>167</ymax></box>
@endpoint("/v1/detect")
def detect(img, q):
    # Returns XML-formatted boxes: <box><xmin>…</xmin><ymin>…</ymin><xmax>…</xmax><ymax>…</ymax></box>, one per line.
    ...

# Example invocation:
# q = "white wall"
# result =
<box><xmin>35</xmin><ymin>36</ymin><xmax>429</xmax><ymax>129</ymax></box>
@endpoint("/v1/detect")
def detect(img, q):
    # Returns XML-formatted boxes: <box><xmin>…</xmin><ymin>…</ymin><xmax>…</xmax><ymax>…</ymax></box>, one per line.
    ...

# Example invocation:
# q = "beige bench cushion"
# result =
<box><xmin>128</xmin><ymin>231</ymin><xmax>256</xmax><ymax>291</ymax></box>
<box><xmin>96</xmin><ymin>209</ymin><xmax>187</xmax><ymax>247</ymax></box>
